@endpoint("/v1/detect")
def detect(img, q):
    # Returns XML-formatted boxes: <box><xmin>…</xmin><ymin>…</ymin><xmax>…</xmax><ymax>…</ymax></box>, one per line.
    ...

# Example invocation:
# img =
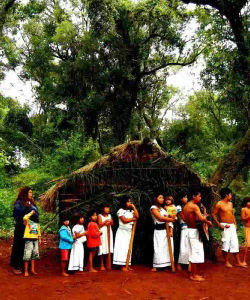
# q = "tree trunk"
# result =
<box><xmin>209</xmin><ymin>129</ymin><xmax>250</xmax><ymax>189</ymax></box>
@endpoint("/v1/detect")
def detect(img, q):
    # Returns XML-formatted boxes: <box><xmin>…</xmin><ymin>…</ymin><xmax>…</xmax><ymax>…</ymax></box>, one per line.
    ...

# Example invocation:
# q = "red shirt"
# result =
<box><xmin>87</xmin><ymin>222</ymin><xmax>101</xmax><ymax>248</ymax></box>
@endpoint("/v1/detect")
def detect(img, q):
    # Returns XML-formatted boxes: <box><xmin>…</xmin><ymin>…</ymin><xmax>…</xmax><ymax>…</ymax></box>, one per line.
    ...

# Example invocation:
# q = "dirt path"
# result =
<box><xmin>0</xmin><ymin>236</ymin><xmax>249</xmax><ymax>300</ymax></box>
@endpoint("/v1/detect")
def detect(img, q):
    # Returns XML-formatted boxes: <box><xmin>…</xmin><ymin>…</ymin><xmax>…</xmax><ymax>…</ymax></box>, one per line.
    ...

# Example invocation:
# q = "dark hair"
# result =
<box><xmin>87</xmin><ymin>209</ymin><xmax>97</xmax><ymax>221</ymax></box>
<box><xmin>61</xmin><ymin>214</ymin><xmax>70</xmax><ymax>224</ymax></box>
<box><xmin>220</xmin><ymin>188</ymin><xmax>232</xmax><ymax>199</ymax></box>
<box><xmin>15</xmin><ymin>186</ymin><xmax>36</xmax><ymax>206</ymax></box>
<box><xmin>101</xmin><ymin>203</ymin><xmax>110</xmax><ymax>212</ymax></box>
<box><xmin>189</xmin><ymin>188</ymin><xmax>201</xmax><ymax>198</ymax></box>
<box><xmin>72</xmin><ymin>213</ymin><xmax>84</xmax><ymax>225</ymax></box>
<box><xmin>152</xmin><ymin>194</ymin><xmax>164</xmax><ymax>207</ymax></box>
<box><xmin>165</xmin><ymin>195</ymin><xmax>174</xmax><ymax>205</ymax></box>
<box><xmin>119</xmin><ymin>195</ymin><xmax>131</xmax><ymax>209</ymax></box>
<box><xmin>242</xmin><ymin>197</ymin><xmax>250</xmax><ymax>208</ymax></box>
<box><xmin>175</xmin><ymin>191</ymin><xmax>188</xmax><ymax>206</ymax></box>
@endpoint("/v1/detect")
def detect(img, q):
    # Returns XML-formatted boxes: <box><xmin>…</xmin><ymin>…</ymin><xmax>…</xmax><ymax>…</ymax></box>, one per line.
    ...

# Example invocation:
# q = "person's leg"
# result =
<box><xmin>222</xmin><ymin>251</ymin><xmax>232</xmax><ymax>267</ymax></box>
<box><xmin>24</xmin><ymin>261</ymin><xmax>29</xmax><ymax>277</ymax></box>
<box><xmin>234</xmin><ymin>252</ymin><xmax>247</xmax><ymax>267</ymax></box>
<box><xmin>89</xmin><ymin>251</ymin><xmax>97</xmax><ymax>272</ymax></box>
<box><xmin>61</xmin><ymin>261</ymin><xmax>69</xmax><ymax>276</ymax></box>
<box><xmin>189</xmin><ymin>263</ymin><xmax>204</xmax><ymax>281</ymax></box>
<box><xmin>30</xmin><ymin>260</ymin><xmax>37</xmax><ymax>275</ymax></box>
<box><xmin>242</xmin><ymin>246</ymin><xmax>248</xmax><ymax>265</ymax></box>
<box><xmin>10</xmin><ymin>224</ymin><xmax>25</xmax><ymax>273</ymax></box>
<box><xmin>100</xmin><ymin>255</ymin><xmax>105</xmax><ymax>271</ymax></box>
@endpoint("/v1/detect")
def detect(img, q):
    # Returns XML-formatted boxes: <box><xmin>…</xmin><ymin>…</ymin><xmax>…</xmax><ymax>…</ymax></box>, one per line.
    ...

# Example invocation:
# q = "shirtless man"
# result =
<box><xmin>241</xmin><ymin>197</ymin><xmax>250</xmax><ymax>266</ymax></box>
<box><xmin>212</xmin><ymin>188</ymin><xmax>246</xmax><ymax>268</ymax></box>
<box><xmin>183</xmin><ymin>189</ymin><xmax>212</xmax><ymax>281</ymax></box>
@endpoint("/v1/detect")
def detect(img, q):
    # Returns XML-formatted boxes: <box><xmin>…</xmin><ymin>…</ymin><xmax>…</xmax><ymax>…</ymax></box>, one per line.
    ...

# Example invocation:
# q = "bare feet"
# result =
<box><xmin>128</xmin><ymin>267</ymin><xmax>133</xmax><ymax>271</ymax></box>
<box><xmin>100</xmin><ymin>266</ymin><xmax>106</xmax><ymax>271</ymax></box>
<box><xmin>30</xmin><ymin>270</ymin><xmax>38</xmax><ymax>275</ymax></box>
<box><xmin>62</xmin><ymin>272</ymin><xmax>69</xmax><ymax>276</ymax></box>
<box><xmin>242</xmin><ymin>262</ymin><xmax>248</xmax><ymax>267</ymax></box>
<box><xmin>177</xmin><ymin>264</ymin><xmax>182</xmax><ymax>271</ymax></box>
<box><xmin>190</xmin><ymin>275</ymin><xmax>205</xmax><ymax>281</ymax></box>
<box><xmin>121</xmin><ymin>267</ymin><xmax>129</xmax><ymax>272</ymax></box>
<box><xmin>24</xmin><ymin>272</ymin><xmax>29</xmax><ymax>277</ymax></box>
<box><xmin>225</xmin><ymin>262</ymin><xmax>233</xmax><ymax>268</ymax></box>
<box><xmin>89</xmin><ymin>268</ymin><xmax>98</xmax><ymax>272</ymax></box>
<box><xmin>12</xmin><ymin>269</ymin><xmax>22</xmax><ymax>275</ymax></box>
<box><xmin>235</xmin><ymin>263</ymin><xmax>248</xmax><ymax>268</ymax></box>
<box><xmin>151</xmin><ymin>267</ymin><xmax>157</xmax><ymax>272</ymax></box>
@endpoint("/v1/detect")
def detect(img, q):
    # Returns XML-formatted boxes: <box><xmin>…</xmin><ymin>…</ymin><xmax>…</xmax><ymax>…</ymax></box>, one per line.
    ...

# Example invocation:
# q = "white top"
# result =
<box><xmin>72</xmin><ymin>224</ymin><xmax>87</xmax><ymax>244</ymax></box>
<box><xmin>150</xmin><ymin>205</ymin><xmax>168</xmax><ymax>225</ymax></box>
<box><xmin>117</xmin><ymin>208</ymin><xmax>134</xmax><ymax>230</ymax></box>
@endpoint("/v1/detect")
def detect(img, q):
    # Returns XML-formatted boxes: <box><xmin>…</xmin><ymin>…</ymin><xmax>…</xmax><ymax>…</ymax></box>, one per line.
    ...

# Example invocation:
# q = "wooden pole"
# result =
<box><xmin>126</xmin><ymin>221</ymin><xmax>137</xmax><ymax>269</ymax></box>
<box><xmin>107</xmin><ymin>224</ymin><xmax>111</xmax><ymax>270</ymax></box>
<box><xmin>166</xmin><ymin>222</ymin><xmax>175</xmax><ymax>272</ymax></box>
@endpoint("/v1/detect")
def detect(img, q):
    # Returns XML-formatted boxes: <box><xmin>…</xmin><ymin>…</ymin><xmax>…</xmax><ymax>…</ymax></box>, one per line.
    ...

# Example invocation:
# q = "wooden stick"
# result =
<box><xmin>126</xmin><ymin>221</ymin><xmax>137</xmax><ymax>269</ymax></box>
<box><xmin>107</xmin><ymin>224</ymin><xmax>111</xmax><ymax>270</ymax></box>
<box><xmin>166</xmin><ymin>222</ymin><xmax>175</xmax><ymax>272</ymax></box>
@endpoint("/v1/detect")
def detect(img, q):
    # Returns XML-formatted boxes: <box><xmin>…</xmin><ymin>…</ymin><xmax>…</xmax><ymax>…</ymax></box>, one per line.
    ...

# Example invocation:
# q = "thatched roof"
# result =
<box><xmin>40</xmin><ymin>140</ymin><xmax>215</xmax><ymax>212</ymax></box>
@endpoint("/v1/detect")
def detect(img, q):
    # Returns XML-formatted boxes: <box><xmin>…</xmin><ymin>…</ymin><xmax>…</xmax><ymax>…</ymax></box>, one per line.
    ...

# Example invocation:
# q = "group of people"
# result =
<box><xmin>10</xmin><ymin>186</ymin><xmax>250</xmax><ymax>281</ymax></box>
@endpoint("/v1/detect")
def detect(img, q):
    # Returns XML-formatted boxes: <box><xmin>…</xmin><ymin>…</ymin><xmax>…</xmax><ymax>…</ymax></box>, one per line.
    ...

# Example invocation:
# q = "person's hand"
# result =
<box><xmin>225</xmin><ymin>224</ymin><xmax>230</xmax><ymax>229</ymax></box>
<box><xmin>207</xmin><ymin>221</ymin><xmax>212</xmax><ymax>227</ymax></box>
<box><xmin>31</xmin><ymin>210</ymin><xmax>35</xmax><ymax>215</ymax></box>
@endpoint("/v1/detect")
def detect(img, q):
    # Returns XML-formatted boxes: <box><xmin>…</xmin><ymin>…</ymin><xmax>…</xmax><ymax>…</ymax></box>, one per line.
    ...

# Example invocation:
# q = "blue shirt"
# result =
<box><xmin>59</xmin><ymin>225</ymin><xmax>74</xmax><ymax>250</ymax></box>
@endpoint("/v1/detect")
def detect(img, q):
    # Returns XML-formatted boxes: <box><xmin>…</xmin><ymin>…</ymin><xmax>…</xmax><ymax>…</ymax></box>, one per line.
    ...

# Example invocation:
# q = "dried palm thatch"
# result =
<box><xmin>40</xmin><ymin>140</ymin><xmax>216</xmax><ymax>213</ymax></box>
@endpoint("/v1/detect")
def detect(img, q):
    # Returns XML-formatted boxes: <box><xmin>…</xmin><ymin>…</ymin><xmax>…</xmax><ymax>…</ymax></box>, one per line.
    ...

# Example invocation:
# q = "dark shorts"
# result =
<box><xmin>60</xmin><ymin>249</ymin><xmax>70</xmax><ymax>261</ymax></box>
<box><xmin>23</xmin><ymin>240</ymin><xmax>39</xmax><ymax>261</ymax></box>
<box><xmin>88</xmin><ymin>247</ymin><xmax>99</xmax><ymax>252</ymax></box>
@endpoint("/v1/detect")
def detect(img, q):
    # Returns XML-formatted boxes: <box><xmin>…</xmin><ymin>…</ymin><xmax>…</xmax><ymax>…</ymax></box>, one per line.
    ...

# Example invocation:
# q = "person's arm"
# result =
<box><xmin>120</xmin><ymin>216</ymin><xmax>137</xmax><ymax>224</ymax></box>
<box><xmin>194</xmin><ymin>205</ymin><xmax>212</xmax><ymax>226</ymax></box>
<box><xmin>60</xmin><ymin>229</ymin><xmax>74</xmax><ymax>243</ymax></box>
<box><xmin>151</xmin><ymin>208</ymin><xmax>175</xmax><ymax>223</ymax></box>
<box><xmin>98</xmin><ymin>215</ymin><xmax>110</xmax><ymax>228</ymax></box>
<box><xmin>131</xmin><ymin>204</ymin><xmax>139</xmax><ymax>219</ymax></box>
<box><xmin>211</xmin><ymin>203</ymin><xmax>224</xmax><ymax>229</ymax></box>
<box><xmin>88</xmin><ymin>223</ymin><xmax>101</xmax><ymax>238</ymax></box>
<box><xmin>241</xmin><ymin>208</ymin><xmax>250</xmax><ymax>222</ymax></box>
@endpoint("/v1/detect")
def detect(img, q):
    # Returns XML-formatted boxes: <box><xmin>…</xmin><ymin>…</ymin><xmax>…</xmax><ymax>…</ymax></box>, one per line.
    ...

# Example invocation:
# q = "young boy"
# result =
<box><xmin>241</xmin><ymin>197</ymin><xmax>250</xmax><ymax>266</ymax></box>
<box><xmin>212</xmin><ymin>188</ymin><xmax>246</xmax><ymax>268</ymax></box>
<box><xmin>23</xmin><ymin>207</ymin><xmax>41</xmax><ymax>277</ymax></box>
<box><xmin>59</xmin><ymin>216</ymin><xmax>74</xmax><ymax>276</ymax></box>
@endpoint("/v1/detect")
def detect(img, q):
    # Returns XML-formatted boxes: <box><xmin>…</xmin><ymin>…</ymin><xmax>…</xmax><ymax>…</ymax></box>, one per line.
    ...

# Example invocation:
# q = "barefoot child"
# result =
<box><xmin>241</xmin><ymin>197</ymin><xmax>250</xmax><ymax>266</ymax></box>
<box><xmin>212</xmin><ymin>188</ymin><xmax>246</xmax><ymax>268</ymax></box>
<box><xmin>68</xmin><ymin>213</ymin><xmax>88</xmax><ymax>273</ymax></box>
<box><xmin>87</xmin><ymin>210</ymin><xmax>102</xmax><ymax>272</ymax></box>
<box><xmin>59</xmin><ymin>216</ymin><xmax>74</xmax><ymax>276</ymax></box>
<box><xmin>23</xmin><ymin>206</ymin><xmax>41</xmax><ymax>277</ymax></box>
<box><xmin>151</xmin><ymin>194</ymin><xmax>175</xmax><ymax>272</ymax></box>
<box><xmin>113</xmin><ymin>196</ymin><xmax>139</xmax><ymax>271</ymax></box>
<box><xmin>98</xmin><ymin>203</ymin><xmax>114</xmax><ymax>270</ymax></box>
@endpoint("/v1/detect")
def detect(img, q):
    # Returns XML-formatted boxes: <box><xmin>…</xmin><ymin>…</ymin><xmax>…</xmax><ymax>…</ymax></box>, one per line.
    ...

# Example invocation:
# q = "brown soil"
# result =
<box><xmin>0</xmin><ymin>235</ymin><xmax>249</xmax><ymax>300</ymax></box>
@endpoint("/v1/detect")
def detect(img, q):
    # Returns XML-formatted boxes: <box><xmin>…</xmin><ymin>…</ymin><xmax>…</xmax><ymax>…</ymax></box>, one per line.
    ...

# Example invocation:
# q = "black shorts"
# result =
<box><xmin>88</xmin><ymin>247</ymin><xmax>99</xmax><ymax>252</ymax></box>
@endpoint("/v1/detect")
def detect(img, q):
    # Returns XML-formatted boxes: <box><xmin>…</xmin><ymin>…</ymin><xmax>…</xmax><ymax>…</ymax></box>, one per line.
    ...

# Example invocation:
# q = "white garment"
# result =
<box><xmin>98</xmin><ymin>214</ymin><xmax>114</xmax><ymax>255</ymax></box>
<box><xmin>113</xmin><ymin>209</ymin><xmax>134</xmax><ymax>266</ymax></box>
<box><xmin>178</xmin><ymin>227</ymin><xmax>189</xmax><ymax>265</ymax></box>
<box><xmin>220</xmin><ymin>223</ymin><xmax>239</xmax><ymax>253</ymax></box>
<box><xmin>187</xmin><ymin>228</ymin><xmax>204</xmax><ymax>264</ymax></box>
<box><xmin>68</xmin><ymin>225</ymin><xmax>86</xmax><ymax>271</ymax></box>
<box><xmin>151</xmin><ymin>205</ymin><xmax>174</xmax><ymax>268</ymax></box>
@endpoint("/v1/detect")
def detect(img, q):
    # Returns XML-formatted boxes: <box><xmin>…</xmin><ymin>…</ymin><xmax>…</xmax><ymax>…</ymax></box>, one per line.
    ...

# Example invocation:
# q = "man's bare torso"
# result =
<box><xmin>217</xmin><ymin>201</ymin><xmax>235</xmax><ymax>223</ymax></box>
<box><xmin>242</xmin><ymin>207</ymin><xmax>250</xmax><ymax>227</ymax></box>
<box><xmin>183</xmin><ymin>202</ymin><xmax>199</xmax><ymax>229</ymax></box>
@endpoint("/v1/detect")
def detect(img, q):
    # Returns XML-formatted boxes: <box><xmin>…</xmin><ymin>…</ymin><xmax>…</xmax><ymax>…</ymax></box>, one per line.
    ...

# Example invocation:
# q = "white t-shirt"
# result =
<box><xmin>72</xmin><ymin>224</ymin><xmax>87</xmax><ymax>244</ymax></box>
<box><xmin>117</xmin><ymin>208</ymin><xmax>134</xmax><ymax>230</ymax></box>
<box><xmin>150</xmin><ymin>205</ymin><xmax>168</xmax><ymax>224</ymax></box>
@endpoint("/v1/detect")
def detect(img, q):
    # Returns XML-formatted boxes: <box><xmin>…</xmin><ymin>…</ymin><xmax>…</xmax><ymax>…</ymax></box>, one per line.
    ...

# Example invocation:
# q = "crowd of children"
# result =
<box><xmin>10</xmin><ymin>186</ymin><xmax>250</xmax><ymax>281</ymax></box>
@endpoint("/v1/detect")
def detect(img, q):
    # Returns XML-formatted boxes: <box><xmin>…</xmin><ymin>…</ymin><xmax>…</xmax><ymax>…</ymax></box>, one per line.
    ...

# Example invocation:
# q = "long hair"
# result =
<box><xmin>15</xmin><ymin>186</ymin><xmax>36</xmax><ymax>207</ymax></box>
<box><xmin>152</xmin><ymin>195</ymin><xmax>164</xmax><ymax>207</ymax></box>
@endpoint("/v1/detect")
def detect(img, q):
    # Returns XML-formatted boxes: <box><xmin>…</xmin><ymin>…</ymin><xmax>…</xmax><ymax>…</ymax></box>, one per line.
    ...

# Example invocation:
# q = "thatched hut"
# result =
<box><xmin>40</xmin><ymin>140</ymin><xmax>217</xmax><ymax>263</ymax></box>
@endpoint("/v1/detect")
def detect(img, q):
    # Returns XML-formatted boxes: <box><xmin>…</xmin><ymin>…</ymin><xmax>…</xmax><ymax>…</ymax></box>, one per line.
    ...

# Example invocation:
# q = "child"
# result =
<box><xmin>241</xmin><ymin>197</ymin><xmax>250</xmax><ymax>266</ymax></box>
<box><xmin>23</xmin><ymin>206</ymin><xmax>41</xmax><ymax>277</ymax></box>
<box><xmin>98</xmin><ymin>203</ymin><xmax>114</xmax><ymax>270</ymax></box>
<box><xmin>164</xmin><ymin>196</ymin><xmax>177</xmax><ymax>237</ymax></box>
<box><xmin>68</xmin><ymin>213</ymin><xmax>88</xmax><ymax>273</ymax></box>
<box><xmin>59</xmin><ymin>215</ymin><xmax>74</xmax><ymax>276</ymax></box>
<box><xmin>113</xmin><ymin>196</ymin><xmax>139</xmax><ymax>271</ymax></box>
<box><xmin>87</xmin><ymin>210</ymin><xmax>102</xmax><ymax>272</ymax></box>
